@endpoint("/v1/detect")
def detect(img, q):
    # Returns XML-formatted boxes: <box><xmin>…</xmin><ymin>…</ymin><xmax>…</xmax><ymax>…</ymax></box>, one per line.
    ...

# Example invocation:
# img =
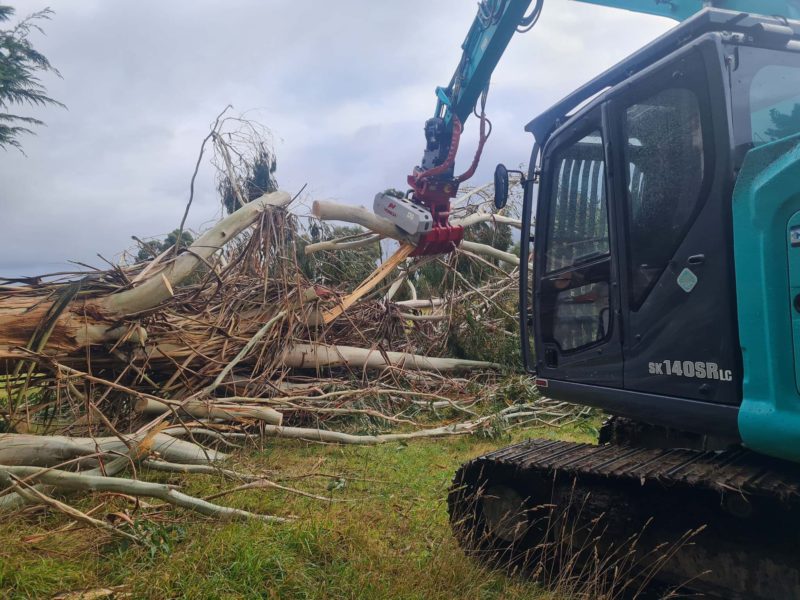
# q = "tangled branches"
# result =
<box><xmin>0</xmin><ymin>119</ymin><xmax>583</xmax><ymax>539</ymax></box>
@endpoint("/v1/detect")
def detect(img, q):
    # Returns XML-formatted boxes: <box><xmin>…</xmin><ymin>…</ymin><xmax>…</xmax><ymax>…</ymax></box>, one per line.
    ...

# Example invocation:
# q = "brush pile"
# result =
<box><xmin>0</xmin><ymin>119</ymin><xmax>588</xmax><ymax>533</ymax></box>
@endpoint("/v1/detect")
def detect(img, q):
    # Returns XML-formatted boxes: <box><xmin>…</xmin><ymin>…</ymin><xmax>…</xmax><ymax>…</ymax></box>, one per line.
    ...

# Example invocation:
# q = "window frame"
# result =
<box><xmin>535</xmin><ymin>111</ymin><xmax>617</xmax><ymax>358</ymax></box>
<box><xmin>552</xmin><ymin>280</ymin><xmax>612</xmax><ymax>353</ymax></box>
<box><xmin>730</xmin><ymin>44</ymin><xmax>800</xmax><ymax>163</ymax></box>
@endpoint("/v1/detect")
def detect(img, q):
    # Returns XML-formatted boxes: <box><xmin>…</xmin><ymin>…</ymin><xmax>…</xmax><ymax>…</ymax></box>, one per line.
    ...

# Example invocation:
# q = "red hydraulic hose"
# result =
<box><xmin>456</xmin><ymin>109</ymin><xmax>491</xmax><ymax>184</ymax></box>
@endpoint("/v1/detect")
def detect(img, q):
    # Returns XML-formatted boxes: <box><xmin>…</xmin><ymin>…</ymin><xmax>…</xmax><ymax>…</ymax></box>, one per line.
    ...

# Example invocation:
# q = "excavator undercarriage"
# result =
<box><xmin>448</xmin><ymin>436</ymin><xmax>800</xmax><ymax>598</ymax></box>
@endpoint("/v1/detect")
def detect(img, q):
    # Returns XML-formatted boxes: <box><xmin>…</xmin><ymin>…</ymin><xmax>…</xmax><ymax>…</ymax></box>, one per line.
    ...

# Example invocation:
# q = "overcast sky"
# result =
<box><xmin>0</xmin><ymin>0</ymin><xmax>672</xmax><ymax>276</ymax></box>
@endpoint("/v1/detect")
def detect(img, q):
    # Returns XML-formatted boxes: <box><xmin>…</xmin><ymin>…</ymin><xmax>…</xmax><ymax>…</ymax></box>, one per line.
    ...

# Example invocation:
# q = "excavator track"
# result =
<box><xmin>448</xmin><ymin>439</ymin><xmax>800</xmax><ymax>599</ymax></box>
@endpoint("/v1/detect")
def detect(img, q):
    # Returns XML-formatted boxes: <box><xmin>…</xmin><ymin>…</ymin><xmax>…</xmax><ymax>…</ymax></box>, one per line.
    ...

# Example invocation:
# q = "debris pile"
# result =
<box><xmin>0</xmin><ymin>122</ymin><xmax>587</xmax><ymax>532</ymax></box>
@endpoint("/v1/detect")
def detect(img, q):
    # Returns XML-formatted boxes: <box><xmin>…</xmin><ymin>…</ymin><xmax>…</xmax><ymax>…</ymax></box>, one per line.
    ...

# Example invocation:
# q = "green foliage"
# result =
<box><xmin>766</xmin><ymin>104</ymin><xmax>800</xmax><ymax>142</ymax></box>
<box><xmin>219</xmin><ymin>146</ymin><xmax>278</xmax><ymax>214</ymax></box>
<box><xmin>298</xmin><ymin>224</ymin><xmax>382</xmax><ymax>288</ymax></box>
<box><xmin>415</xmin><ymin>221</ymin><xmax>514</xmax><ymax>299</ymax></box>
<box><xmin>0</xmin><ymin>5</ymin><xmax>64</xmax><ymax>151</ymax></box>
<box><xmin>446</xmin><ymin>299</ymin><xmax>521</xmax><ymax>367</ymax></box>
<box><xmin>410</xmin><ymin>215</ymin><xmax>519</xmax><ymax>368</ymax></box>
<box><xmin>116</xmin><ymin>520</ymin><xmax>187</xmax><ymax>561</ymax></box>
<box><xmin>136</xmin><ymin>229</ymin><xmax>194</xmax><ymax>262</ymax></box>
<box><xmin>488</xmin><ymin>374</ymin><xmax>541</xmax><ymax>405</ymax></box>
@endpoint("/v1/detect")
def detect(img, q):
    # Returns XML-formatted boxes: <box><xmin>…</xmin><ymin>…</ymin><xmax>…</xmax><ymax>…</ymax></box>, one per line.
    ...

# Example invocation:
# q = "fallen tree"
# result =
<box><xmin>0</xmin><ymin>118</ymin><xmax>584</xmax><ymax>541</ymax></box>
<box><xmin>0</xmin><ymin>191</ymin><xmax>292</xmax><ymax>358</ymax></box>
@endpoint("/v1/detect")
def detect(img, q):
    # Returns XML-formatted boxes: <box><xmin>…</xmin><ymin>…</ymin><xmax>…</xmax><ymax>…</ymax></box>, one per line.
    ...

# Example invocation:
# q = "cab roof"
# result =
<box><xmin>526</xmin><ymin>8</ymin><xmax>800</xmax><ymax>146</ymax></box>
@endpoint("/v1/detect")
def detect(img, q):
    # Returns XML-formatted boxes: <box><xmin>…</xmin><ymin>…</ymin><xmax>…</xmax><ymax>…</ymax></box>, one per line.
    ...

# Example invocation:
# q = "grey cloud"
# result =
<box><xmin>0</xmin><ymin>0</ymin><xmax>672</xmax><ymax>276</ymax></box>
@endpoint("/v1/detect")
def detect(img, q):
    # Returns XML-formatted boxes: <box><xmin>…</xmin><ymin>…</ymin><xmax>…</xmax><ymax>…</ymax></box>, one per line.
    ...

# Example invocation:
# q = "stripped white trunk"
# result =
<box><xmin>282</xmin><ymin>343</ymin><xmax>500</xmax><ymax>371</ymax></box>
<box><xmin>0</xmin><ymin>433</ymin><xmax>227</xmax><ymax>466</ymax></box>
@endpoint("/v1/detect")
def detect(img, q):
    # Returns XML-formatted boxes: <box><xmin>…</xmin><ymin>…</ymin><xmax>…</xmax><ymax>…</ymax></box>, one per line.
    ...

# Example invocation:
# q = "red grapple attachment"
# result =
<box><xmin>412</xmin><ymin>225</ymin><xmax>464</xmax><ymax>256</ymax></box>
<box><xmin>407</xmin><ymin>174</ymin><xmax>464</xmax><ymax>257</ymax></box>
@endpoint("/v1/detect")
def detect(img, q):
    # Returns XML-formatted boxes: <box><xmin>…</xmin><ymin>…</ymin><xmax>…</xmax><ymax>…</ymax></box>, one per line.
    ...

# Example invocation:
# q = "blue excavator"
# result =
<box><xmin>377</xmin><ymin>0</ymin><xmax>800</xmax><ymax>597</ymax></box>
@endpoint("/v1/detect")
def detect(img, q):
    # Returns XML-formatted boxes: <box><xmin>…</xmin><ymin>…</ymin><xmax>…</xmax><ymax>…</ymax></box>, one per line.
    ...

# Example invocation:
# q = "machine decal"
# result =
<box><xmin>676</xmin><ymin>268</ymin><xmax>698</xmax><ymax>293</ymax></box>
<box><xmin>648</xmin><ymin>360</ymin><xmax>733</xmax><ymax>381</ymax></box>
<box><xmin>790</xmin><ymin>225</ymin><xmax>800</xmax><ymax>247</ymax></box>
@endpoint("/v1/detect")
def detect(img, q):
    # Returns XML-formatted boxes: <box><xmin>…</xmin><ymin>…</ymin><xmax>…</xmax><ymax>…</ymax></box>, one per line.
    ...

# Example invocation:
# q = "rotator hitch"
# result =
<box><xmin>404</xmin><ymin>110</ymin><xmax>471</xmax><ymax>256</ymax></box>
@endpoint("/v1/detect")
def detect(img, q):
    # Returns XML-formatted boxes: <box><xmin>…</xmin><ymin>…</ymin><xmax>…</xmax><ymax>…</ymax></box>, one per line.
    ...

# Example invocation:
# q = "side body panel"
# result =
<box><xmin>734</xmin><ymin>134</ymin><xmax>800</xmax><ymax>462</ymax></box>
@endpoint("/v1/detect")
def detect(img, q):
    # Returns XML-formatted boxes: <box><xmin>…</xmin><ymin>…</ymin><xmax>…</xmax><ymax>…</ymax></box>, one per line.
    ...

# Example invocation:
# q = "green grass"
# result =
<box><xmin>0</xmin><ymin>424</ymin><xmax>597</xmax><ymax>600</ymax></box>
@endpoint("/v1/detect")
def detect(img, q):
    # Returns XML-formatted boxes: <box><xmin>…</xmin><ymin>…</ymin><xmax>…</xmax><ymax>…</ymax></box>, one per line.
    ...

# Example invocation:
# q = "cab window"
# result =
<box><xmin>623</xmin><ymin>87</ymin><xmax>705</xmax><ymax>308</ymax></box>
<box><xmin>544</xmin><ymin>132</ymin><xmax>609</xmax><ymax>274</ymax></box>
<box><xmin>542</xmin><ymin>129</ymin><xmax>611</xmax><ymax>353</ymax></box>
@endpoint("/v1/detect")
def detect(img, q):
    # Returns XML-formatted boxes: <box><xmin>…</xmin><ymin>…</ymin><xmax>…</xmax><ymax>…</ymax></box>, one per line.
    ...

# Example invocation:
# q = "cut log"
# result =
<box><xmin>460</xmin><ymin>240</ymin><xmax>520</xmax><ymax>266</ymax></box>
<box><xmin>256</xmin><ymin>422</ymin><xmax>476</xmax><ymax>444</ymax></box>
<box><xmin>282</xmin><ymin>343</ymin><xmax>501</xmax><ymax>371</ymax></box>
<box><xmin>454</xmin><ymin>212</ymin><xmax>522</xmax><ymax>229</ymax></box>
<box><xmin>311</xmin><ymin>200</ymin><xmax>413</xmax><ymax>243</ymax></box>
<box><xmin>101</xmin><ymin>191</ymin><xmax>291</xmax><ymax>316</ymax></box>
<box><xmin>310</xmin><ymin>199</ymin><xmax>519</xmax><ymax>265</ymax></box>
<box><xmin>0</xmin><ymin>191</ymin><xmax>291</xmax><ymax>360</ymax></box>
<box><xmin>393</xmin><ymin>298</ymin><xmax>446</xmax><ymax>309</ymax></box>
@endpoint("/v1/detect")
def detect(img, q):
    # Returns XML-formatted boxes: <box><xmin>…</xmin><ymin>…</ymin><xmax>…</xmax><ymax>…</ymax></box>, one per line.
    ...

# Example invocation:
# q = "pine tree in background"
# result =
<box><xmin>218</xmin><ymin>146</ymin><xmax>278</xmax><ymax>214</ymax></box>
<box><xmin>765</xmin><ymin>105</ymin><xmax>800</xmax><ymax>143</ymax></box>
<box><xmin>0</xmin><ymin>5</ymin><xmax>64</xmax><ymax>151</ymax></box>
<box><xmin>136</xmin><ymin>229</ymin><xmax>195</xmax><ymax>262</ymax></box>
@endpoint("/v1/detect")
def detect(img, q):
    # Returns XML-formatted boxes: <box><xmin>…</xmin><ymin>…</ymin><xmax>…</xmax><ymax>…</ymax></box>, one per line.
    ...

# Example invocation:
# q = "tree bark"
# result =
<box><xmin>310</xmin><ymin>199</ymin><xmax>519</xmax><ymax>264</ymax></box>
<box><xmin>101</xmin><ymin>191</ymin><xmax>291</xmax><ymax>316</ymax></box>
<box><xmin>136</xmin><ymin>399</ymin><xmax>283</xmax><ymax>426</ymax></box>
<box><xmin>0</xmin><ymin>465</ymin><xmax>287</xmax><ymax>521</ymax></box>
<box><xmin>460</xmin><ymin>240</ymin><xmax>519</xmax><ymax>266</ymax></box>
<box><xmin>311</xmin><ymin>200</ymin><xmax>413</xmax><ymax>242</ymax></box>
<box><xmin>251</xmin><ymin>421</ymin><xmax>477</xmax><ymax>445</ymax></box>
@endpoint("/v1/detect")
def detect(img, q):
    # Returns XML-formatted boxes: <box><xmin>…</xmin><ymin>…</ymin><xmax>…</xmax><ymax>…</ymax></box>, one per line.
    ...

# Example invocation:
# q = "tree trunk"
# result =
<box><xmin>0</xmin><ymin>191</ymin><xmax>291</xmax><ymax>361</ymax></box>
<box><xmin>136</xmin><ymin>399</ymin><xmax>283</xmax><ymax>426</ymax></box>
<box><xmin>282</xmin><ymin>343</ymin><xmax>501</xmax><ymax>371</ymax></box>
<box><xmin>0</xmin><ymin>433</ymin><xmax>227</xmax><ymax>466</ymax></box>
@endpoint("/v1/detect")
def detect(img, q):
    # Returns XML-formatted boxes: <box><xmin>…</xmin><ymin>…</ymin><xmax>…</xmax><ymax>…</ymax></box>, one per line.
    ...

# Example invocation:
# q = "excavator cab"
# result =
<box><xmin>520</xmin><ymin>9</ymin><xmax>800</xmax><ymax>450</ymax></box>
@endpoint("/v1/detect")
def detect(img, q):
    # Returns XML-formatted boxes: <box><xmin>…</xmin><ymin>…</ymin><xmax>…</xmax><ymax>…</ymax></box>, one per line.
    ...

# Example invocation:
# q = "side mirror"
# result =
<box><xmin>494</xmin><ymin>163</ymin><xmax>509</xmax><ymax>210</ymax></box>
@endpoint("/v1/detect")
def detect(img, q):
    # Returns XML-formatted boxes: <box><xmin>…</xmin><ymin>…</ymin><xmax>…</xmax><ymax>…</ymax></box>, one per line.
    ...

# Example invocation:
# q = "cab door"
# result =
<box><xmin>533</xmin><ymin>109</ymin><xmax>623</xmax><ymax>387</ymax></box>
<box><xmin>608</xmin><ymin>42</ymin><xmax>740</xmax><ymax>405</ymax></box>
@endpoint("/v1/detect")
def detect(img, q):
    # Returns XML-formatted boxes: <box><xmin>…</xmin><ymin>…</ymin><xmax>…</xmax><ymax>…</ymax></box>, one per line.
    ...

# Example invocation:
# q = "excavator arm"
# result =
<box><xmin>378</xmin><ymin>0</ymin><xmax>540</xmax><ymax>256</ymax></box>
<box><xmin>424</xmin><ymin>0</ymin><xmax>538</xmax><ymax>154</ymax></box>
<box><xmin>380</xmin><ymin>0</ymin><xmax>800</xmax><ymax>257</ymax></box>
